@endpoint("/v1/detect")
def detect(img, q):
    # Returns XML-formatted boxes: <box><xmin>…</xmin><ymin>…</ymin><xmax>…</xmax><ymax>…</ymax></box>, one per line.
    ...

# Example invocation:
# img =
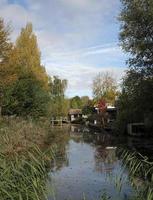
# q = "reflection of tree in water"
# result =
<box><xmin>45</xmin><ymin>126</ymin><xmax>70</xmax><ymax>171</ymax></box>
<box><xmin>69</xmin><ymin>125</ymin><xmax>84</xmax><ymax>143</ymax></box>
<box><xmin>94</xmin><ymin>147</ymin><xmax>118</xmax><ymax>173</ymax></box>
<box><xmin>70</xmin><ymin>125</ymin><xmax>119</xmax><ymax>173</ymax></box>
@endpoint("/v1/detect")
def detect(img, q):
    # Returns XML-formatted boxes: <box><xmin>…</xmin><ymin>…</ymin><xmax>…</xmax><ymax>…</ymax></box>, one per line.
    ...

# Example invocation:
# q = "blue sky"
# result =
<box><xmin>0</xmin><ymin>0</ymin><xmax>128</xmax><ymax>97</ymax></box>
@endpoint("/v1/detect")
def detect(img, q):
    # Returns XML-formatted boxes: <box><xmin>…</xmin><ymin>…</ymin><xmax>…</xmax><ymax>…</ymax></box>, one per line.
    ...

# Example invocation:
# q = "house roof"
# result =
<box><xmin>68</xmin><ymin>109</ymin><xmax>82</xmax><ymax>115</ymax></box>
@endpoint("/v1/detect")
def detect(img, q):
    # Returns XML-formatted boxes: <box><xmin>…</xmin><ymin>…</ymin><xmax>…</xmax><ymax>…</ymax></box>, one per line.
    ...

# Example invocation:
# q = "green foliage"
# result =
<box><xmin>117</xmin><ymin>0</ymin><xmax>153</xmax><ymax>134</ymax></box>
<box><xmin>49</xmin><ymin>76</ymin><xmax>69</xmax><ymax>117</ymax></box>
<box><xmin>70</xmin><ymin>96</ymin><xmax>90</xmax><ymax>110</ymax></box>
<box><xmin>2</xmin><ymin>72</ymin><xmax>50</xmax><ymax>117</ymax></box>
<box><xmin>0</xmin><ymin>20</ymin><xmax>69</xmax><ymax>118</ymax></box>
<box><xmin>15</xmin><ymin>23</ymin><xmax>49</xmax><ymax>89</ymax></box>
<box><xmin>0</xmin><ymin>117</ymin><xmax>69</xmax><ymax>200</ymax></box>
<box><xmin>70</xmin><ymin>96</ymin><xmax>82</xmax><ymax>109</ymax></box>
<box><xmin>119</xmin><ymin>0</ymin><xmax>153</xmax><ymax>76</ymax></box>
<box><xmin>0</xmin><ymin>145</ymin><xmax>51</xmax><ymax>200</ymax></box>
<box><xmin>0</xmin><ymin>18</ymin><xmax>13</xmax><ymax>116</ymax></box>
<box><xmin>81</xmin><ymin>96</ymin><xmax>90</xmax><ymax>107</ymax></box>
<box><xmin>100</xmin><ymin>191</ymin><xmax>111</xmax><ymax>200</ymax></box>
<box><xmin>119</xmin><ymin>149</ymin><xmax>153</xmax><ymax>200</ymax></box>
<box><xmin>0</xmin><ymin>18</ymin><xmax>12</xmax><ymax>63</ymax></box>
<box><xmin>82</xmin><ymin>100</ymin><xmax>95</xmax><ymax>115</ymax></box>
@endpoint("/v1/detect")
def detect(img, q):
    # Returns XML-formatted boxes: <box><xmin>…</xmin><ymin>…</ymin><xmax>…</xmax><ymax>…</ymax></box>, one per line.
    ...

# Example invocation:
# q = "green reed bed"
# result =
<box><xmin>98</xmin><ymin>149</ymin><xmax>153</xmax><ymax>200</ymax></box>
<box><xmin>0</xmin><ymin>118</ymin><xmax>153</xmax><ymax>200</ymax></box>
<box><xmin>120</xmin><ymin>149</ymin><xmax>153</xmax><ymax>200</ymax></box>
<box><xmin>0</xmin><ymin>146</ymin><xmax>52</xmax><ymax>200</ymax></box>
<box><xmin>0</xmin><ymin>117</ymin><xmax>56</xmax><ymax>200</ymax></box>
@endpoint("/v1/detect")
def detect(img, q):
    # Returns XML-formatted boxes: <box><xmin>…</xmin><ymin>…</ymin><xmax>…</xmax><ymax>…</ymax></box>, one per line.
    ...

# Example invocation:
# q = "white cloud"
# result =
<box><xmin>0</xmin><ymin>0</ymin><xmax>125</xmax><ymax>96</ymax></box>
<box><xmin>46</xmin><ymin>63</ymin><xmax>125</xmax><ymax>97</ymax></box>
<box><xmin>41</xmin><ymin>43</ymin><xmax>123</xmax><ymax>63</ymax></box>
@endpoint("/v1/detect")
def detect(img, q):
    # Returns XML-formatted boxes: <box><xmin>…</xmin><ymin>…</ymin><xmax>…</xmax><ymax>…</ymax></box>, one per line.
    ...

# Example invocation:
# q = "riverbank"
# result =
<box><xmin>0</xmin><ymin>117</ymin><xmax>70</xmax><ymax>200</ymax></box>
<box><xmin>0</xmin><ymin>117</ymin><xmax>50</xmax><ymax>153</ymax></box>
<box><xmin>0</xmin><ymin>119</ymin><xmax>153</xmax><ymax>200</ymax></box>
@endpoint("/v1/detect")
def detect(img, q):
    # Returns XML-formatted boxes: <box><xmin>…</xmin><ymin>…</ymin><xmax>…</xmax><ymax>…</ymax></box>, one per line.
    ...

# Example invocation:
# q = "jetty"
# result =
<box><xmin>51</xmin><ymin>117</ymin><xmax>70</xmax><ymax>126</ymax></box>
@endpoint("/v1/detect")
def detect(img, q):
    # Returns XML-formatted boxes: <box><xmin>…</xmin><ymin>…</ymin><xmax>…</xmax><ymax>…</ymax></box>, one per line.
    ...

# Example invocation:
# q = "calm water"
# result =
<box><xmin>47</xmin><ymin>125</ymin><xmax>153</xmax><ymax>200</ymax></box>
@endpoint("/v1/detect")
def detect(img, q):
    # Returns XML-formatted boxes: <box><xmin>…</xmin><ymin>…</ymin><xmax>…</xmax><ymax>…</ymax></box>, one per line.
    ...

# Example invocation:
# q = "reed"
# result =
<box><xmin>0</xmin><ymin>145</ymin><xmax>54</xmax><ymax>200</ymax></box>
<box><xmin>0</xmin><ymin>117</ymin><xmax>56</xmax><ymax>200</ymax></box>
<box><xmin>120</xmin><ymin>149</ymin><xmax>153</xmax><ymax>200</ymax></box>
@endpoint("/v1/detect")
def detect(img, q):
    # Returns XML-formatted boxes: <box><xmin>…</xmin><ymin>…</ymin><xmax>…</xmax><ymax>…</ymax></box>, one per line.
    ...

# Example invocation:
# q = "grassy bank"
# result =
<box><xmin>0</xmin><ymin>117</ymin><xmax>52</xmax><ymax>153</ymax></box>
<box><xmin>0</xmin><ymin>117</ymin><xmax>61</xmax><ymax>200</ymax></box>
<box><xmin>0</xmin><ymin>118</ymin><xmax>152</xmax><ymax>200</ymax></box>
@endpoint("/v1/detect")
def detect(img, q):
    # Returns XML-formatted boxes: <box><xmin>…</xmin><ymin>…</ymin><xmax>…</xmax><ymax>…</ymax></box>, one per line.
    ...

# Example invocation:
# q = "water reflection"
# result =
<box><xmin>47</xmin><ymin>125</ymin><xmax>152</xmax><ymax>200</ymax></box>
<box><xmin>95</xmin><ymin>147</ymin><xmax>118</xmax><ymax>173</ymax></box>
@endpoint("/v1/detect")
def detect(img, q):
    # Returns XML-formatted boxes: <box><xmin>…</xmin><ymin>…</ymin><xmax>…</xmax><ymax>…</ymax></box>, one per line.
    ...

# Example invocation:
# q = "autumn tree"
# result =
<box><xmin>92</xmin><ymin>71</ymin><xmax>117</xmax><ymax>105</ymax></box>
<box><xmin>2</xmin><ymin>22</ymin><xmax>50</xmax><ymax>117</ymax></box>
<box><xmin>15</xmin><ymin>23</ymin><xmax>48</xmax><ymax>89</ymax></box>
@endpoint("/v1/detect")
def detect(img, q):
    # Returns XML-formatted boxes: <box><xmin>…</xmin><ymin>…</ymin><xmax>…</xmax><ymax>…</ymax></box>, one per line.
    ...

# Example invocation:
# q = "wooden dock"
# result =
<box><xmin>51</xmin><ymin>117</ymin><xmax>70</xmax><ymax>126</ymax></box>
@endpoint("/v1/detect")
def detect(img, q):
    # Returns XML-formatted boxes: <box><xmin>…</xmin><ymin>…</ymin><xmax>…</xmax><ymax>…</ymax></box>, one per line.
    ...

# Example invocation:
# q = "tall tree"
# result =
<box><xmin>117</xmin><ymin>0</ymin><xmax>153</xmax><ymax>134</ymax></box>
<box><xmin>0</xmin><ymin>18</ymin><xmax>13</xmax><ymax>117</ymax></box>
<box><xmin>1</xmin><ymin>22</ymin><xmax>50</xmax><ymax>117</ymax></box>
<box><xmin>119</xmin><ymin>0</ymin><xmax>153</xmax><ymax>76</ymax></box>
<box><xmin>92</xmin><ymin>71</ymin><xmax>117</xmax><ymax>105</ymax></box>
<box><xmin>0</xmin><ymin>18</ymin><xmax>12</xmax><ymax>63</ymax></box>
<box><xmin>15</xmin><ymin>23</ymin><xmax>48</xmax><ymax>89</ymax></box>
<box><xmin>49</xmin><ymin>76</ymin><xmax>68</xmax><ymax>117</ymax></box>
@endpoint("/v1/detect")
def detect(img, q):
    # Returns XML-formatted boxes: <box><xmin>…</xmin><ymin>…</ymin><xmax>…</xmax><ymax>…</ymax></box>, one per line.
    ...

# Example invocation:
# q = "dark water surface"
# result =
<box><xmin>47</xmin><ymin>125</ymin><xmax>153</xmax><ymax>200</ymax></box>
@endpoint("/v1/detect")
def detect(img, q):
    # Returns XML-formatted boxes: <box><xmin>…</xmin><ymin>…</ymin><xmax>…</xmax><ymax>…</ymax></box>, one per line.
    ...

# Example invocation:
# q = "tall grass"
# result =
<box><xmin>0</xmin><ymin>117</ymin><xmax>56</xmax><ymax>200</ymax></box>
<box><xmin>120</xmin><ymin>149</ymin><xmax>153</xmax><ymax>200</ymax></box>
<box><xmin>101</xmin><ymin>149</ymin><xmax>153</xmax><ymax>200</ymax></box>
<box><xmin>0</xmin><ymin>146</ymin><xmax>53</xmax><ymax>200</ymax></box>
<box><xmin>0</xmin><ymin>118</ymin><xmax>153</xmax><ymax>200</ymax></box>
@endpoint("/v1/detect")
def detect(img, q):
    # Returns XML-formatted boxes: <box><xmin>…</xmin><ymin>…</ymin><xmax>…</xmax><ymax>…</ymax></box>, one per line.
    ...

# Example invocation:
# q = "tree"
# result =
<box><xmin>119</xmin><ymin>0</ymin><xmax>153</xmax><ymax>77</ymax></box>
<box><xmin>0</xmin><ymin>18</ymin><xmax>13</xmax><ymax>117</ymax></box>
<box><xmin>1</xmin><ymin>22</ymin><xmax>50</xmax><ymax>118</ymax></box>
<box><xmin>15</xmin><ymin>23</ymin><xmax>48</xmax><ymax>89</ymax></box>
<box><xmin>70</xmin><ymin>96</ymin><xmax>82</xmax><ymax>109</ymax></box>
<box><xmin>49</xmin><ymin>76</ymin><xmax>68</xmax><ymax>117</ymax></box>
<box><xmin>117</xmin><ymin>0</ymin><xmax>153</xmax><ymax>134</ymax></box>
<box><xmin>82</xmin><ymin>99</ymin><xmax>95</xmax><ymax>115</ymax></box>
<box><xmin>0</xmin><ymin>18</ymin><xmax>12</xmax><ymax>63</ymax></box>
<box><xmin>2</xmin><ymin>71</ymin><xmax>50</xmax><ymax>117</ymax></box>
<box><xmin>81</xmin><ymin>96</ymin><xmax>90</xmax><ymax>107</ymax></box>
<box><xmin>92</xmin><ymin>71</ymin><xmax>117</xmax><ymax>105</ymax></box>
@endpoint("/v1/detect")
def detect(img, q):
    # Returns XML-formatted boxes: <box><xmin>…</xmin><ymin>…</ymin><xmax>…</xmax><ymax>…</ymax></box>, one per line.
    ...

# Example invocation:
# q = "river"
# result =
<box><xmin>46</xmin><ymin>125</ymin><xmax>153</xmax><ymax>200</ymax></box>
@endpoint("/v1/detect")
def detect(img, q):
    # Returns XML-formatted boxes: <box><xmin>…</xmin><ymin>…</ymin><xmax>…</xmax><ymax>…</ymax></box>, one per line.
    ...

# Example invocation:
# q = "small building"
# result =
<box><xmin>106</xmin><ymin>106</ymin><xmax>117</xmax><ymax>123</ymax></box>
<box><xmin>68</xmin><ymin>109</ymin><xmax>82</xmax><ymax>122</ymax></box>
<box><xmin>89</xmin><ymin>105</ymin><xmax>117</xmax><ymax>130</ymax></box>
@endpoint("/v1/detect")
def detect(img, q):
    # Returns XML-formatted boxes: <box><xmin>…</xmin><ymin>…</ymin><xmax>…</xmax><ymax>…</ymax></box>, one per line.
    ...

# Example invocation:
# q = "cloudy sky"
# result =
<box><xmin>0</xmin><ymin>0</ymin><xmax>128</xmax><ymax>97</ymax></box>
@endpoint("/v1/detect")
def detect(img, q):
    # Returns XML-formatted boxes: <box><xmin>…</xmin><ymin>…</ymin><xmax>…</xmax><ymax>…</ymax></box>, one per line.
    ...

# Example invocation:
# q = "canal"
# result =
<box><xmin>46</xmin><ymin>125</ymin><xmax>153</xmax><ymax>200</ymax></box>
